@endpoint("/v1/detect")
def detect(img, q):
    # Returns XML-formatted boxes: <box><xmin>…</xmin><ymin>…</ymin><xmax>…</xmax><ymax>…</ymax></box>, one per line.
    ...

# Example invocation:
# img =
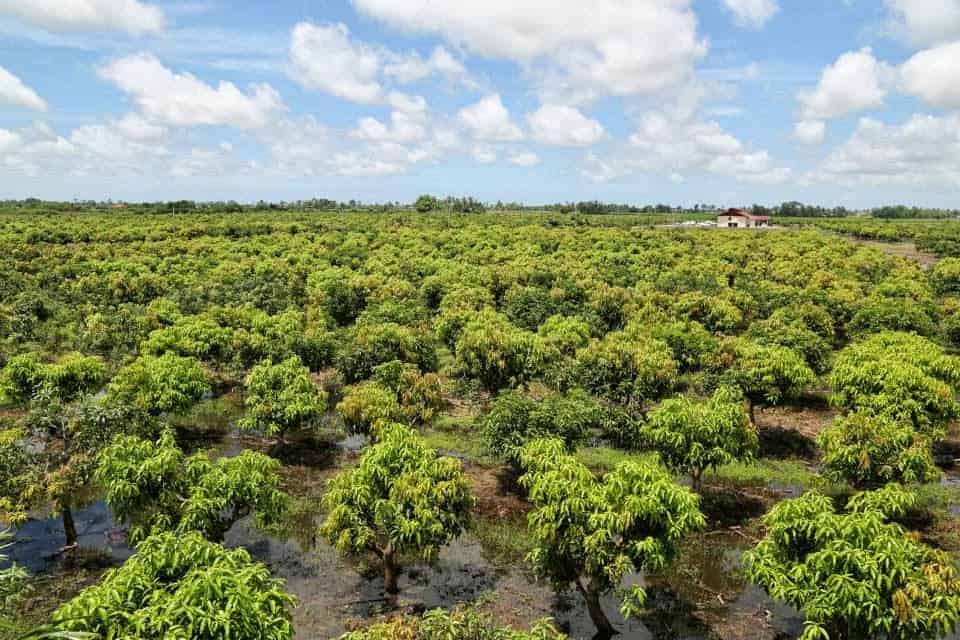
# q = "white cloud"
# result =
<box><xmin>0</xmin><ymin>0</ymin><xmax>164</xmax><ymax>35</ymax></box>
<box><xmin>262</xmin><ymin>116</ymin><xmax>330</xmax><ymax>175</ymax></box>
<box><xmin>472</xmin><ymin>144</ymin><xmax>497</xmax><ymax>164</ymax></box>
<box><xmin>289</xmin><ymin>22</ymin><xmax>382</xmax><ymax>103</ymax></box>
<box><xmin>170</xmin><ymin>143</ymin><xmax>255</xmax><ymax>178</ymax></box>
<box><xmin>884</xmin><ymin>0</ymin><xmax>960</xmax><ymax>46</ymax></box>
<box><xmin>808</xmin><ymin>113</ymin><xmax>960</xmax><ymax>186</ymax></box>
<box><xmin>383</xmin><ymin>46</ymin><xmax>473</xmax><ymax>86</ymax></box>
<box><xmin>0</xmin><ymin>66</ymin><xmax>48</xmax><ymax>111</ymax></box>
<box><xmin>458</xmin><ymin>94</ymin><xmax>523</xmax><ymax>141</ymax></box>
<box><xmin>508</xmin><ymin>151</ymin><xmax>540</xmax><ymax>167</ymax></box>
<box><xmin>100</xmin><ymin>53</ymin><xmax>285</xmax><ymax>130</ymax></box>
<box><xmin>794</xmin><ymin>120</ymin><xmax>826</xmax><ymax>144</ymax></box>
<box><xmin>0</xmin><ymin>129</ymin><xmax>21</xmax><ymax>153</ymax></box>
<box><xmin>900</xmin><ymin>41</ymin><xmax>960</xmax><ymax>108</ymax></box>
<box><xmin>70</xmin><ymin>116</ymin><xmax>168</xmax><ymax>163</ymax></box>
<box><xmin>527</xmin><ymin>104</ymin><xmax>605</xmax><ymax>146</ymax></box>
<box><xmin>607</xmin><ymin>109</ymin><xmax>791</xmax><ymax>184</ymax></box>
<box><xmin>798</xmin><ymin>48</ymin><xmax>891</xmax><ymax>121</ymax></box>
<box><xmin>330</xmin><ymin>150</ymin><xmax>406</xmax><ymax>176</ymax></box>
<box><xmin>723</xmin><ymin>0</ymin><xmax>779</xmax><ymax>29</ymax></box>
<box><xmin>351</xmin><ymin>0</ymin><xmax>706</xmax><ymax>99</ymax></box>
<box><xmin>351</xmin><ymin>110</ymin><xmax>428</xmax><ymax>144</ymax></box>
<box><xmin>581</xmin><ymin>152</ymin><xmax>631</xmax><ymax>183</ymax></box>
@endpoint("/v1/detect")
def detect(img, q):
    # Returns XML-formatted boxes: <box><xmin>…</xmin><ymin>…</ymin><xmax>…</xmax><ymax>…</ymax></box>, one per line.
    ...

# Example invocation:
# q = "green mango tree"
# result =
<box><xmin>639</xmin><ymin>386</ymin><xmax>757</xmax><ymax>491</ymax></box>
<box><xmin>818</xmin><ymin>413</ymin><xmax>939</xmax><ymax>489</ymax></box>
<box><xmin>52</xmin><ymin>531</ymin><xmax>296</xmax><ymax>640</ymax></box>
<box><xmin>320</xmin><ymin>423</ymin><xmax>474</xmax><ymax>594</ymax></box>
<box><xmin>239</xmin><ymin>356</ymin><xmax>327</xmax><ymax>440</ymax></box>
<box><xmin>96</xmin><ymin>430</ymin><xmax>288</xmax><ymax>543</ymax></box>
<box><xmin>744</xmin><ymin>485</ymin><xmax>960</xmax><ymax>640</ymax></box>
<box><xmin>518</xmin><ymin>438</ymin><xmax>705</xmax><ymax>637</ymax></box>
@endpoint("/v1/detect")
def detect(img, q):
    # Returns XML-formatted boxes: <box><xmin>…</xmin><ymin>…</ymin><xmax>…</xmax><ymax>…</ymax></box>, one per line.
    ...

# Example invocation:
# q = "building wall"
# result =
<box><xmin>717</xmin><ymin>215</ymin><xmax>755</xmax><ymax>228</ymax></box>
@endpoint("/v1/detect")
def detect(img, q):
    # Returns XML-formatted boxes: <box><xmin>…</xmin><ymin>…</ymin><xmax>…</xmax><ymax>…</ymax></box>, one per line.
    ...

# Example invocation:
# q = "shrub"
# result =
<box><xmin>575</xmin><ymin>330</ymin><xmax>678</xmax><ymax>407</ymax></box>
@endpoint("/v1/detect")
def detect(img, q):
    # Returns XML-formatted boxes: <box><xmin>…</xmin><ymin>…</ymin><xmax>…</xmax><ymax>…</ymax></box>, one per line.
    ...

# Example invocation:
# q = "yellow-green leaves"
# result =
<box><xmin>239</xmin><ymin>356</ymin><xmax>326</xmax><ymax>439</ymax></box>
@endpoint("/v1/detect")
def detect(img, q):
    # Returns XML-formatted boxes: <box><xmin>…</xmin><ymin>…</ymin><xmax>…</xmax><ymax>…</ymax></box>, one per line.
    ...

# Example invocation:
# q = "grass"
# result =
<box><xmin>472</xmin><ymin>517</ymin><xmax>534</xmax><ymax>567</ymax></box>
<box><xmin>707</xmin><ymin>458</ymin><xmax>823</xmax><ymax>490</ymax></box>
<box><xmin>170</xmin><ymin>393</ymin><xmax>244</xmax><ymax>434</ymax></box>
<box><xmin>575</xmin><ymin>446</ymin><xmax>658</xmax><ymax>473</ymax></box>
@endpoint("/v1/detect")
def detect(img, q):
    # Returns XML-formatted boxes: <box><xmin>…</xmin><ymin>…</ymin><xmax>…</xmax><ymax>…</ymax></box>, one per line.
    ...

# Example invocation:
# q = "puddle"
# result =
<box><xmin>4</xmin><ymin>501</ymin><xmax>131</xmax><ymax>573</ymax></box>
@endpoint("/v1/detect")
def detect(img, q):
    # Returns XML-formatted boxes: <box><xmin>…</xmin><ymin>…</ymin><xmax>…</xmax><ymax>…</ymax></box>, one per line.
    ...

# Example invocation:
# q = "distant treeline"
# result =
<box><xmin>2</xmin><ymin>198</ymin><xmax>958</xmax><ymax>219</ymax></box>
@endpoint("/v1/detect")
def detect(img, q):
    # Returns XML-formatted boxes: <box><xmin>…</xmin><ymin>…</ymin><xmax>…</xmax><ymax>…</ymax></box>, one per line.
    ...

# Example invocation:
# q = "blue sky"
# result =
<box><xmin>0</xmin><ymin>0</ymin><xmax>959</xmax><ymax>207</ymax></box>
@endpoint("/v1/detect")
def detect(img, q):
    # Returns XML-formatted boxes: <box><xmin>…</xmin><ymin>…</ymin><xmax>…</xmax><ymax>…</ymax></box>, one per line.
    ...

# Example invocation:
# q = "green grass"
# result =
<box><xmin>707</xmin><ymin>458</ymin><xmax>823</xmax><ymax>490</ymax></box>
<box><xmin>422</xmin><ymin>426</ymin><xmax>495</xmax><ymax>464</ymax></box>
<box><xmin>472</xmin><ymin>518</ymin><xmax>534</xmax><ymax>567</ymax></box>
<box><xmin>575</xmin><ymin>446</ymin><xmax>658</xmax><ymax>474</ymax></box>
<box><xmin>171</xmin><ymin>394</ymin><xmax>244</xmax><ymax>434</ymax></box>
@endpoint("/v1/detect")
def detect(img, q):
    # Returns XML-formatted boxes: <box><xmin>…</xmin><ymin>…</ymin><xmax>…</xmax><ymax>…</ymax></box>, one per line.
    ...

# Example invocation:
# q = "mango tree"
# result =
<box><xmin>52</xmin><ymin>531</ymin><xmax>296</xmax><ymax>640</ymax></box>
<box><xmin>320</xmin><ymin>423</ymin><xmax>473</xmax><ymax>594</ymax></box>
<box><xmin>0</xmin><ymin>353</ymin><xmax>126</xmax><ymax>547</ymax></box>
<box><xmin>829</xmin><ymin>332</ymin><xmax>960</xmax><ymax>436</ymax></box>
<box><xmin>481</xmin><ymin>388</ymin><xmax>600</xmax><ymax>467</ymax></box>
<box><xmin>722</xmin><ymin>338</ymin><xmax>815</xmax><ymax>423</ymax></box>
<box><xmin>96</xmin><ymin>430</ymin><xmax>288</xmax><ymax>543</ymax></box>
<box><xmin>574</xmin><ymin>329</ymin><xmax>678</xmax><ymax>410</ymax></box>
<box><xmin>239</xmin><ymin>356</ymin><xmax>327</xmax><ymax>440</ymax></box>
<box><xmin>339</xmin><ymin>606</ymin><xmax>565</xmax><ymax>640</ymax></box>
<box><xmin>518</xmin><ymin>438</ymin><xmax>705</xmax><ymax>637</ymax></box>
<box><xmin>744</xmin><ymin>485</ymin><xmax>960</xmax><ymax>640</ymax></box>
<box><xmin>108</xmin><ymin>352</ymin><xmax>210</xmax><ymax>416</ymax></box>
<box><xmin>640</xmin><ymin>386</ymin><xmax>757</xmax><ymax>491</ymax></box>
<box><xmin>818</xmin><ymin>413</ymin><xmax>939</xmax><ymax>489</ymax></box>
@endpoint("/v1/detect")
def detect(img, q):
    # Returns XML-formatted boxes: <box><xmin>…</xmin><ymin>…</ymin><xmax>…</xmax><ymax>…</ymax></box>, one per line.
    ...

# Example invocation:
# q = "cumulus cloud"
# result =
<box><xmin>798</xmin><ymin>48</ymin><xmax>891</xmax><ymax>121</ymax></box>
<box><xmin>900</xmin><ymin>41</ymin><xmax>960</xmax><ymax>108</ymax></box>
<box><xmin>383</xmin><ymin>46</ymin><xmax>473</xmax><ymax>86</ymax></box>
<box><xmin>351</xmin><ymin>0</ymin><xmax>706</xmax><ymax>100</ymax></box>
<box><xmin>289</xmin><ymin>22</ymin><xmax>382</xmax><ymax>103</ymax></box>
<box><xmin>458</xmin><ymin>94</ymin><xmax>523</xmax><ymax>141</ymax></box>
<box><xmin>794</xmin><ymin>120</ymin><xmax>826</xmax><ymax>145</ymax></box>
<box><xmin>723</xmin><ymin>0</ymin><xmax>779</xmax><ymax>29</ymax></box>
<box><xmin>808</xmin><ymin>113</ymin><xmax>960</xmax><ymax>186</ymax></box>
<box><xmin>471</xmin><ymin>144</ymin><xmax>497</xmax><ymax>164</ymax></box>
<box><xmin>0</xmin><ymin>0</ymin><xmax>164</xmax><ymax>35</ymax></box>
<box><xmin>585</xmin><ymin>109</ymin><xmax>790</xmax><ymax>184</ymax></box>
<box><xmin>0</xmin><ymin>66</ymin><xmax>48</xmax><ymax>111</ymax></box>
<box><xmin>508</xmin><ymin>151</ymin><xmax>540</xmax><ymax>167</ymax></box>
<box><xmin>100</xmin><ymin>53</ymin><xmax>285</xmax><ymax>130</ymax></box>
<box><xmin>884</xmin><ymin>0</ymin><xmax>960</xmax><ymax>46</ymax></box>
<box><xmin>527</xmin><ymin>104</ymin><xmax>605</xmax><ymax>147</ymax></box>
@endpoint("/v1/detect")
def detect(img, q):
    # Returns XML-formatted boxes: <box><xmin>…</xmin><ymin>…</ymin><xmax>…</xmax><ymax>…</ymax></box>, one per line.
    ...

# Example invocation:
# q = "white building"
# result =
<box><xmin>717</xmin><ymin>208</ymin><xmax>771</xmax><ymax>229</ymax></box>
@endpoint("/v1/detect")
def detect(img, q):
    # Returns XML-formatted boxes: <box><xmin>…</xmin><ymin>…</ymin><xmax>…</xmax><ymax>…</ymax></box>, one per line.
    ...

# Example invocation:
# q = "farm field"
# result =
<box><xmin>4</xmin><ymin>211</ymin><xmax>960</xmax><ymax>640</ymax></box>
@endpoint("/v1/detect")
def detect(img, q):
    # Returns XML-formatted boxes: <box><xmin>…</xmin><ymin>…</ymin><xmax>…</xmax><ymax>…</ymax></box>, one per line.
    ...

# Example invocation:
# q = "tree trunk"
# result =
<box><xmin>748</xmin><ymin>401</ymin><xmax>756</xmax><ymax>426</ymax></box>
<box><xmin>577</xmin><ymin>578</ymin><xmax>616</xmax><ymax>638</ymax></box>
<box><xmin>692</xmin><ymin>469</ymin><xmax>703</xmax><ymax>493</ymax></box>
<box><xmin>383</xmin><ymin>547</ymin><xmax>399</xmax><ymax>594</ymax></box>
<box><xmin>62</xmin><ymin>506</ymin><xmax>78</xmax><ymax>548</ymax></box>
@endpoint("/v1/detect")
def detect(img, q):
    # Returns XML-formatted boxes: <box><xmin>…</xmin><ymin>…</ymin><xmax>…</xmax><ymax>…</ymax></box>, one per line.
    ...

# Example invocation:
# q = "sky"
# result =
<box><xmin>0</xmin><ymin>0</ymin><xmax>959</xmax><ymax>207</ymax></box>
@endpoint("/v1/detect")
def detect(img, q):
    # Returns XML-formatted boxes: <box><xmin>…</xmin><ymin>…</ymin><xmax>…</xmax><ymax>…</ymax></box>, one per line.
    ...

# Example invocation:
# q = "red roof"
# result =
<box><xmin>722</xmin><ymin>208</ymin><xmax>770</xmax><ymax>222</ymax></box>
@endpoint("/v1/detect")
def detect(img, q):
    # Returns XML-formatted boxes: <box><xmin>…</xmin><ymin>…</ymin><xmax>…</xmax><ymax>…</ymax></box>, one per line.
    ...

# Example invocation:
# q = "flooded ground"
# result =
<box><xmin>6</xmin><ymin>419</ymin><xmax>960</xmax><ymax>640</ymax></box>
